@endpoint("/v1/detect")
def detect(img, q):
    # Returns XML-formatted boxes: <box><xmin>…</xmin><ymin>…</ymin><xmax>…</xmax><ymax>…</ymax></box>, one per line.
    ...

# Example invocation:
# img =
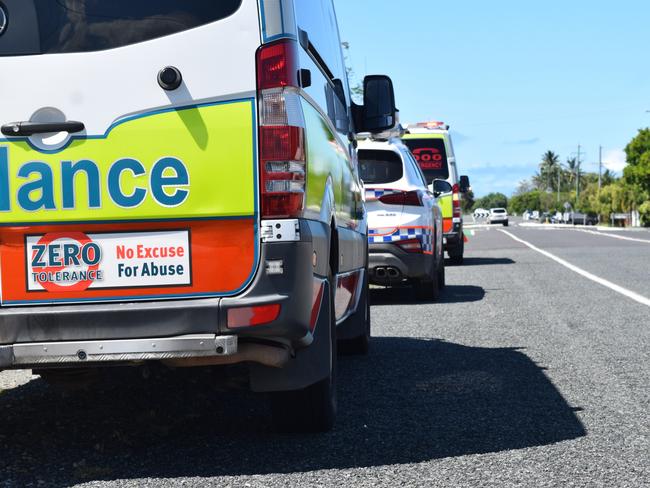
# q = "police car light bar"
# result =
<box><xmin>357</xmin><ymin>123</ymin><xmax>405</xmax><ymax>142</ymax></box>
<box><xmin>405</xmin><ymin>121</ymin><xmax>450</xmax><ymax>131</ymax></box>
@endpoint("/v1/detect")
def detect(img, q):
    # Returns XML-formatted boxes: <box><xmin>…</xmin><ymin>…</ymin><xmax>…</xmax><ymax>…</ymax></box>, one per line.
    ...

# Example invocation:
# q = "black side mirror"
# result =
<box><xmin>352</xmin><ymin>75</ymin><xmax>397</xmax><ymax>134</ymax></box>
<box><xmin>459</xmin><ymin>175</ymin><xmax>470</xmax><ymax>193</ymax></box>
<box><xmin>432</xmin><ymin>179</ymin><xmax>452</xmax><ymax>197</ymax></box>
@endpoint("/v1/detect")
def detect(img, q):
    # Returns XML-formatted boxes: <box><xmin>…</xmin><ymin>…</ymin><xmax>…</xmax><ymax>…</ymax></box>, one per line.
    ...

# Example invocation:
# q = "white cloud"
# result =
<box><xmin>602</xmin><ymin>149</ymin><xmax>627</xmax><ymax>173</ymax></box>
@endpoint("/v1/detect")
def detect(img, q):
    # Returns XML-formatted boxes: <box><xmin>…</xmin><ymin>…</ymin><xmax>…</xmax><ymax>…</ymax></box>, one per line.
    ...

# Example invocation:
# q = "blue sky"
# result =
<box><xmin>334</xmin><ymin>0</ymin><xmax>650</xmax><ymax>197</ymax></box>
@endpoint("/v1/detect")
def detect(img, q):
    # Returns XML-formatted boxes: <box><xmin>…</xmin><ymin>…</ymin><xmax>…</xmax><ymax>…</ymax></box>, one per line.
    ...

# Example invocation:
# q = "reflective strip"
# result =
<box><xmin>443</xmin><ymin>217</ymin><xmax>454</xmax><ymax>233</ymax></box>
<box><xmin>368</xmin><ymin>227</ymin><xmax>398</xmax><ymax>237</ymax></box>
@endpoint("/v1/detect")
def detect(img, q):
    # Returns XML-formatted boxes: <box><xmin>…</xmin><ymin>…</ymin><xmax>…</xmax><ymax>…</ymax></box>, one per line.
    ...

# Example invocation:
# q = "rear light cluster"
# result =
<box><xmin>257</xmin><ymin>40</ymin><xmax>300</xmax><ymax>89</ymax></box>
<box><xmin>257</xmin><ymin>40</ymin><xmax>307</xmax><ymax>218</ymax></box>
<box><xmin>452</xmin><ymin>183</ymin><xmax>462</xmax><ymax>218</ymax></box>
<box><xmin>378</xmin><ymin>190</ymin><xmax>423</xmax><ymax>207</ymax></box>
<box><xmin>396</xmin><ymin>238</ymin><xmax>423</xmax><ymax>253</ymax></box>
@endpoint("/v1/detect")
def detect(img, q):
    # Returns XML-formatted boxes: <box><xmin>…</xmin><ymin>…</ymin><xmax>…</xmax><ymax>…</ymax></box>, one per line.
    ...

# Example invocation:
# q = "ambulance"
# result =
<box><xmin>0</xmin><ymin>0</ymin><xmax>397</xmax><ymax>432</ymax></box>
<box><xmin>402</xmin><ymin>122</ymin><xmax>470</xmax><ymax>264</ymax></box>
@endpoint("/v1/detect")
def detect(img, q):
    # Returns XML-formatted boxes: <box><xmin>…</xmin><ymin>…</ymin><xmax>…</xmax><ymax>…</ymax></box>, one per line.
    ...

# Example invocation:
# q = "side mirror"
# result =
<box><xmin>432</xmin><ymin>179</ymin><xmax>452</xmax><ymax>197</ymax></box>
<box><xmin>459</xmin><ymin>175</ymin><xmax>471</xmax><ymax>193</ymax></box>
<box><xmin>352</xmin><ymin>75</ymin><xmax>397</xmax><ymax>134</ymax></box>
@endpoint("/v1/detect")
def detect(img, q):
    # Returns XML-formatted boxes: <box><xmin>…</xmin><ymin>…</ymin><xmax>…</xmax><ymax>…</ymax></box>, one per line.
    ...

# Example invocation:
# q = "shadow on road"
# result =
<box><xmin>370</xmin><ymin>285</ymin><xmax>485</xmax><ymax>305</ymax></box>
<box><xmin>0</xmin><ymin>338</ymin><xmax>585</xmax><ymax>485</ymax></box>
<box><xmin>456</xmin><ymin>257</ymin><xmax>516</xmax><ymax>266</ymax></box>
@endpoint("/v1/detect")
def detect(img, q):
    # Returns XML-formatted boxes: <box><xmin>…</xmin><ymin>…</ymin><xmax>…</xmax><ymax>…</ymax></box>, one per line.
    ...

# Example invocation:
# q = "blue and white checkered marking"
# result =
<box><xmin>368</xmin><ymin>227</ymin><xmax>434</xmax><ymax>252</ymax></box>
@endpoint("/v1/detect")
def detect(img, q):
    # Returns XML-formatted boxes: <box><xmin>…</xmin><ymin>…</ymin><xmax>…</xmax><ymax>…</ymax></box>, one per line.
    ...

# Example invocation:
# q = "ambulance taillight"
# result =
<box><xmin>256</xmin><ymin>40</ymin><xmax>307</xmax><ymax>218</ymax></box>
<box><xmin>452</xmin><ymin>183</ymin><xmax>462</xmax><ymax>219</ymax></box>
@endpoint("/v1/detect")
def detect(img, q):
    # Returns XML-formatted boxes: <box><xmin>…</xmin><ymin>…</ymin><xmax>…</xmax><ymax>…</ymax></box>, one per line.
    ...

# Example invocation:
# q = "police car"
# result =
<box><xmin>0</xmin><ymin>0</ymin><xmax>398</xmax><ymax>432</ymax></box>
<box><xmin>358</xmin><ymin>135</ymin><xmax>448</xmax><ymax>300</ymax></box>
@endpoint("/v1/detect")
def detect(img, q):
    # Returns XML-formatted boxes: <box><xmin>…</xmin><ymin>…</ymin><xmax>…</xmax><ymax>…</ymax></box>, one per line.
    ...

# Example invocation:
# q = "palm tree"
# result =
<box><xmin>566</xmin><ymin>157</ymin><xmax>577</xmax><ymax>188</ymax></box>
<box><xmin>566</xmin><ymin>156</ymin><xmax>587</xmax><ymax>185</ymax></box>
<box><xmin>601</xmin><ymin>169</ymin><xmax>615</xmax><ymax>186</ymax></box>
<box><xmin>540</xmin><ymin>151</ymin><xmax>560</xmax><ymax>191</ymax></box>
<box><xmin>542</xmin><ymin>150</ymin><xmax>560</xmax><ymax>169</ymax></box>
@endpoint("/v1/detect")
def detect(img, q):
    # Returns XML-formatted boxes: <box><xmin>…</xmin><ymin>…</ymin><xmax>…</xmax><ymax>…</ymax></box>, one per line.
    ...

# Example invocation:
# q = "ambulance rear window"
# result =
<box><xmin>402</xmin><ymin>138</ymin><xmax>449</xmax><ymax>183</ymax></box>
<box><xmin>0</xmin><ymin>0</ymin><xmax>242</xmax><ymax>56</ymax></box>
<box><xmin>358</xmin><ymin>149</ymin><xmax>403</xmax><ymax>184</ymax></box>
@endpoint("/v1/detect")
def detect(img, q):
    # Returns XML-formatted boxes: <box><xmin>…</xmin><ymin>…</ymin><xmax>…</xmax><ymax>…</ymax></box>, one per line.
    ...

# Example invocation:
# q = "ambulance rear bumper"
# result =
<box><xmin>0</xmin><ymin>334</ymin><xmax>238</xmax><ymax>369</ymax></box>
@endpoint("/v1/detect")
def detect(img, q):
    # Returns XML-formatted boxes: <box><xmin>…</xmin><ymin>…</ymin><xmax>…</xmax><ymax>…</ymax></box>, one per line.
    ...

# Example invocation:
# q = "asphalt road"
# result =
<box><xmin>1</xmin><ymin>224</ymin><xmax>648</xmax><ymax>487</ymax></box>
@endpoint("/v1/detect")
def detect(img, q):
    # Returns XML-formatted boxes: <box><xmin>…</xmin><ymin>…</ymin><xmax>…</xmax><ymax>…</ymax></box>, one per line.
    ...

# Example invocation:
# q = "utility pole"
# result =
<box><xmin>557</xmin><ymin>165</ymin><xmax>561</xmax><ymax>204</ymax></box>
<box><xmin>576</xmin><ymin>144</ymin><xmax>581</xmax><ymax>203</ymax></box>
<box><xmin>598</xmin><ymin>145</ymin><xmax>602</xmax><ymax>192</ymax></box>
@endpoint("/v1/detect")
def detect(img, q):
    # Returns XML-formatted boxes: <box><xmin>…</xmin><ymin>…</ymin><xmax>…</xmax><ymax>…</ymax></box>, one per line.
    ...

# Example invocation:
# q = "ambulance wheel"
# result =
<box><xmin>270</xmin><ymin>271</ymin><xmax>337</xmax><ymax>433</ymax></box>
<box><xmin>448</xmin><ymin>239</ymin><xmax>464</xmax><ymax>265</ymax></box>
<box><xmin>338</xmin><ymin>268</ymin><xmax>370</xmax><ymax>356</ymax></box>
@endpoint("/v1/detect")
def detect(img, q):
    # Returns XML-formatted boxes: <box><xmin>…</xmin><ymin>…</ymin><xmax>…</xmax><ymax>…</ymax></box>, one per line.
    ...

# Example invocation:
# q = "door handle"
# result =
<box><xmin>1</xmin><ymin>121</ymin><xmax>85</xmax><ymax>137</ymax></box>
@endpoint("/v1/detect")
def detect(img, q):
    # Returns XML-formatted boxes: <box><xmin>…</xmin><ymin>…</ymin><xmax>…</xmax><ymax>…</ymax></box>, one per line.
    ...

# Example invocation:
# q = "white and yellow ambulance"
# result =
<box><xmin>0</xmin><ymin>0</ymin><xmax>397</xmax><ymax>432</ymax></box>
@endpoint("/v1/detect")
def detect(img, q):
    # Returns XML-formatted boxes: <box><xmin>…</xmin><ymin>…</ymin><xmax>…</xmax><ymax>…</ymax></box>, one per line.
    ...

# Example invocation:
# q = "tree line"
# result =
<box><xmin>468</xmin><ymin>129</ymin><xmax>650</xmax><ymax>225</ymax></box>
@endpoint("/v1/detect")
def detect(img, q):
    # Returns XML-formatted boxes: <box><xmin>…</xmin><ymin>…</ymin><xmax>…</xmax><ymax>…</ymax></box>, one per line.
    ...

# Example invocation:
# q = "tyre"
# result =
<box><xmin>448</xmin><ymin>238</ymin><xmax>464</xmax><ymax>265</ymax></box>
<box><xmin>414</xmin><ymin>257</ymin><xmax>440</xmax><ymax>301</ymax></box>
<box><xmin>270</xmin><ymin>272</ymin><xmax>337</xmax><ymax>433</ymax></box>
<box><xmin>503</xmin><ymin>221</ymin><xmax>509</xmax><ymax>227</ymax></box>
<box><xmin>437</xmin><ymin>249</ymin><xmax>446</xmax><ymax>289</ymax></box>
<box><xmin>338</xmin><ymin>268</ymin><xmax>371</xmax><ymax>356</ymax></box>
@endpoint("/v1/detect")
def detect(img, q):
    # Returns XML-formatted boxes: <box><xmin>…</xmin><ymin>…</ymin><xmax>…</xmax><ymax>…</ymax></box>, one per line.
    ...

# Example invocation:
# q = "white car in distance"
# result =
<box><xmin>488</xmin><ymin>208</ymin><xmax>509</xmax><ymax>226</ymax></box>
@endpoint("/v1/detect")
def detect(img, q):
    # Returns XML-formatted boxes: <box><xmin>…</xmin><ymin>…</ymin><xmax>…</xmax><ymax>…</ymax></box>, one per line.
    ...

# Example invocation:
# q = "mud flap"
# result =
<box><xmin>0</xmin><ymin>346</ymin><xmax>12</xmax><ymax>370</ymax></box>
<box><xmin>249</xmin><ymin>281</ymin><xmax>333</xmax><ymax>393</ymax></box>
<box><xmin>336</xmin><ymin>269</ymin><xmax>368</xmax><ymax>341</ymax></box>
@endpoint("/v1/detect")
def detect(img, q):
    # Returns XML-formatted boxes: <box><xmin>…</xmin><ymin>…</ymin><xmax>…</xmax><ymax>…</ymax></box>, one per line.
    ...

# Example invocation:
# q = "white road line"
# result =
<box><xmin>577</xmin><ymin>229</ymin><xmax>650</xmax><ymax>244</ymax></box>
<box><xmin>499</xmin><ymin>229</ymin><xmax>650</xmax><ymax>308</ymax></box>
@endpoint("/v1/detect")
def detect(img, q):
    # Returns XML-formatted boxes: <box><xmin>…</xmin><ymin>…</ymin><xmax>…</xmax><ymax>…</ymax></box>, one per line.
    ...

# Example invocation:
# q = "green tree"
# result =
<box><xmin>532</xmin><ymin>150</ymin><xmax>561</xmax><ymax>191</ymax></box>
<box><xmin>588</xmin><ymin>182</ymin><xmax>625</xmax><ymax>220</ymax></box>
<box><xmin>542</xmin><ymin>150</ymin><xmax>560</xmax><ymax>190</ymax></box>
<box><xmin>509</xmin><ymin>190</ymin><xmax>541</xmax><ymax>214</ymax></box>
<box><xmin>565</xmin><ymin>157</ymin><xmax>577</xmax><ymax>189</ymax></box>
<box><xmin>623</xmin><ymin>128</ymin><xmax>650</xmax><ymax>194</ymax></box>
<box><xmin>462</xmin><ymin>189</ymin><xmax>475</xmax><ymax>213</ymax></box>
<box><xmin>473</xmin><ymin>192</ymin><xmax>508</xmax><ymax>210</ymax></box>
<box><xmin>601</xmin><ymin>169</ymin><xmax>616</xmax><ymax>186</ymax></box>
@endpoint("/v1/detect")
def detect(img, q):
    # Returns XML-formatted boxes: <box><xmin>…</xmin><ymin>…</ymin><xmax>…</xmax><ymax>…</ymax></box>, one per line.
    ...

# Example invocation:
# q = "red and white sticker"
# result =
<box><xmin>25</xmin><ymin>230</ymin><xmax>191</xmax><ymax>292</ymax></box>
